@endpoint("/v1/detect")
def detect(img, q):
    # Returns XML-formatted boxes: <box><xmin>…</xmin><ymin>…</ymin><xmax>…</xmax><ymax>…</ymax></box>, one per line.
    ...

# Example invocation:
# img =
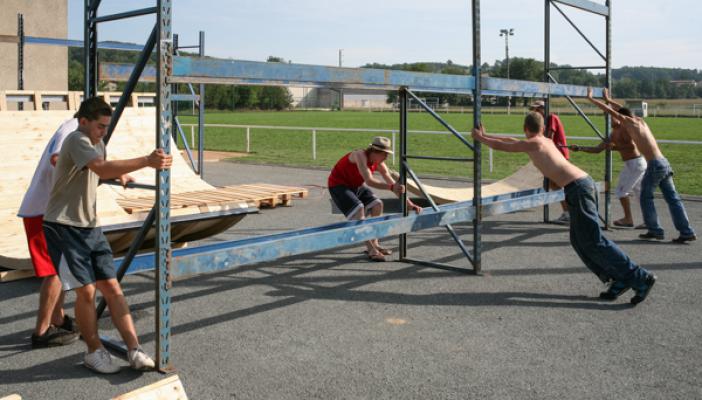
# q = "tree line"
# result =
<box><xmin>364</xmin><ymin>59</ymin><xmax>702</xmax><ymax>106</ymax></box>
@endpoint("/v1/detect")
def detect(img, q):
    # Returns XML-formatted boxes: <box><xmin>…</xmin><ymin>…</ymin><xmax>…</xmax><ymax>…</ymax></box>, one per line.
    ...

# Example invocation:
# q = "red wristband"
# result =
<box><xmin>389</xmin><ymin>183</ymin><xmax>394</xmax><ymax>191</ymax></box>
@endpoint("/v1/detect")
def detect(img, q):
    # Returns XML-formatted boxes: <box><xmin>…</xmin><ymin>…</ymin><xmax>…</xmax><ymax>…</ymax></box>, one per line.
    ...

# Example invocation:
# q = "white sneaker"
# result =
<box><xmin>128</xmin><ymin>347</ymin><xmax>155</xmax><ymax>370</ymax></box>
<box><xmin>84</xmin><ymin>348</ymin><xmax>121</xmax><ymax>374</ymax></box>
<box><xmin>555</xmin><ymin>212</ymin><xmax>570</xmax><ymax>224</ymax></box>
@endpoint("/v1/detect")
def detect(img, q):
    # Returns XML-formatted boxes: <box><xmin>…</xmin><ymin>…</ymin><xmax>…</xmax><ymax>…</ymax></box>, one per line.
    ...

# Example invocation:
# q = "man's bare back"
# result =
<box><xmin>471</xmin><ymin>118</ymin><xmax>587</xmax><ymax>188</ymax></box>
<box><xmin>621</xmin><ymin>117</ymin><xmax>663</xmax><ymax>161</ymax></box>
<box><xmin>526</xmin><ymin>135</ymin><xmax>588</xmax><ymax>188</ymax></box>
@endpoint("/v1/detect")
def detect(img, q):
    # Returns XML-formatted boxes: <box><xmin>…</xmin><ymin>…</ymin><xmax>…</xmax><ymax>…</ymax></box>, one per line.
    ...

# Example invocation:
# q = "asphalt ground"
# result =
<box><xmin>1</xmin><ymin>161</ymin><xmax>701</xmax><ymax>400</ymax></box>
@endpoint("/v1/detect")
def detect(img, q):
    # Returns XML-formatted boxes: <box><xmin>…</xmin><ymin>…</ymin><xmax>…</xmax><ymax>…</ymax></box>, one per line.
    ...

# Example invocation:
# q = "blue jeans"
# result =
<box><xmin>565</xmin><ymin>176</ymin><xmax>650</xmax><ymax>287</ymax></box>
<box><xmin>640</xmin><ymin>158</ymin><xmax>695</xmax><ymax>237</ymax></box>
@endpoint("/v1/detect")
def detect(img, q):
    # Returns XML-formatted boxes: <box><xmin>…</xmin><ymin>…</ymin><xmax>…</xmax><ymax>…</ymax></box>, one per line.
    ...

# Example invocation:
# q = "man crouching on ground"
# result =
<box><xmin>42</xmin><ymin>97</ymin><xmax>172</xmax><ymax>373</ymax></box>
<box><xmin>328</xmin><ymin>136</ymin><xmax>421</xmax><ymax>262</ymax></box>
<box><xmin>472</xmin><ymin>112</ymin><xmax>656</xmax><ymax>304</ymax></box>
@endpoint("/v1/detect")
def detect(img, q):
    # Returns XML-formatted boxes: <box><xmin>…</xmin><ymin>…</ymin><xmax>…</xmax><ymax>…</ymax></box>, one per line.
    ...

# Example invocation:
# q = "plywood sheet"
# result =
<box><xmin>402</xmin><ymin>162</ymin><xmax>545</xmax><ymax>204</ymax></box>
<box><xmin>0</xmin><ymin>109</ymin><xmax>253</xmax><ymax>272</ymax></box>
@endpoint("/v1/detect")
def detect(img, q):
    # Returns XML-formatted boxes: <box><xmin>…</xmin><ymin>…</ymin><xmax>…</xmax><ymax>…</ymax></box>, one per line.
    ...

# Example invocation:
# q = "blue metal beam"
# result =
<box><xmin>551</xmin><ymin>0</ymin><xmax>609</xmax><ymax>16</ymax></box>
<box><xmin>100</xmin><ymin>63</ymin><xmax>156</xmax><ymax>82</ymax></box>
<box><xmin>481</xmin><ymin>77</ymin><xmax>604</xmax><ymax>98</ymax></box>
<box><xmin>104</xmin><ymin>59</ymin><xmax>604</xmax><ymax>98</ymax></box>
<box><xmin>117</xmin><ymin>188</ymin><xmax>564</xmax><ymax>277</ymax></box>
<box><xmin>169</xmin><ymin>56</ymin><xmax>476</xmax><ymax>94</ymax></box>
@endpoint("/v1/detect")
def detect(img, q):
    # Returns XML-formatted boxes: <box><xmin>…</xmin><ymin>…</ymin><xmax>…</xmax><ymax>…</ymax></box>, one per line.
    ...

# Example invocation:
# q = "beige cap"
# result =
<box><xmin>529</xmin><ymin>100</ymin><xmax>545</xmax><ymax>110</ymax></box>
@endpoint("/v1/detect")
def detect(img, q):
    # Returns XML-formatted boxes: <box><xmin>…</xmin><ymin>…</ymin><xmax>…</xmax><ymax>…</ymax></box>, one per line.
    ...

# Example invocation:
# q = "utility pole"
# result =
<box><xmin>499</xmin><ymin>28</ymin><xmax>514</xmax><ymax>114</ymax></box>
<box><xmin>338</xmin><ymin>49</ymin><xmax>344</xmax><ymax>110</ymax></box>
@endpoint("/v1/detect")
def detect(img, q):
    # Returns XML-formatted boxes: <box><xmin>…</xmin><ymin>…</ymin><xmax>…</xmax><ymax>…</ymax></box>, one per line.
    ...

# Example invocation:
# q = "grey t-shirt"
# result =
<box><xmin>44</xmin><ymin>131</ymin><xmax>105</xmax><ymax>228</ymax></box>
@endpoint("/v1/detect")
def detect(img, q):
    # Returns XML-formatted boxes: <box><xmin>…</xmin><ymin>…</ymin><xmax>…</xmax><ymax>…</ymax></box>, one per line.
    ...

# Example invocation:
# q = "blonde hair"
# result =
<box><xmin>524</xmin><ymin>111</ymin><xmax>544</xmax><ymax>134</ymax></box>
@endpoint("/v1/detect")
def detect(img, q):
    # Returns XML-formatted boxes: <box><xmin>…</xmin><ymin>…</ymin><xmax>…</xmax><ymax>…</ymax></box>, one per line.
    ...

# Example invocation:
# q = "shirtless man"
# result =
<box><xmin>587</xmin><ymin>88</ymin><xmax>696</xmax><ymax>243</ymax></box>
<box><xmin>472</xmin><ymin>112</ymin><xmax>656</xmax><ymax>304</ymax></box>
<box><xmin>569</xmin><ymin>101</ymin><xmax>646</xmax><ymax>228</ymax></box>
<box><xmin>530</xmin><ymin>100</ymin><xmax>570</xmax><ymax>223</ymax></box>
<box><xmin>328</xmin><ymin>136</ymin><xmax>422</xmax><ymax>261</ymax></box>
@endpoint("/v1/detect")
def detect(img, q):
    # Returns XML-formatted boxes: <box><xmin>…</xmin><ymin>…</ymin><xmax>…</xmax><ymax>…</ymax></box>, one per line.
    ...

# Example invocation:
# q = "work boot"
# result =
<box><xmin>31</xmin><ymin>326</ymin><xmax>79</xmax><ymax>348</ymax></box>
<box><xmin>631</xmin><ymin>275</ymin><xmax>657</xmax><ymax>305</ymax></box>
<box><xmin>672</xmin><ymin>234</ymin><xmax>696</xmax><ymax>244</ymax></box>
<box><xmin>599</xmin><ymin>281</ymin><xmax>630</xmax><ymax>300</ymax></box>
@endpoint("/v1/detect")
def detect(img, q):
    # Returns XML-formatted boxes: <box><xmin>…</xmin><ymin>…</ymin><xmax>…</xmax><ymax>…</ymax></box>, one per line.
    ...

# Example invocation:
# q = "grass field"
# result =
<box><xmin>179</xmin><ymin>111</ymin><xmax>702</xmax><ymax>195</ymax></box>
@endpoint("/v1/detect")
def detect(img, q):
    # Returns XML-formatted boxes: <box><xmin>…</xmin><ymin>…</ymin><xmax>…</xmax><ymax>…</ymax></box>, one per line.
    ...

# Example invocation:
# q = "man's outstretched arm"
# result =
<box><xmin>88</xmin><ymin>149</ymin><xmax>172</xmax><ymax>180</ymax></box>
<box><xmin>587</xmin><ymin>87</ymin><xmax>623</xmax><ymax>124</ymax></box>
<box><xmin>603</xmin><ymin>88</ymin><xmax>624</xmax><ymax>111</ymax></box>
<box><xmin>472</xmin><ymin>125</ymin><xmax>538</xmax><ymax>153</ymax></box>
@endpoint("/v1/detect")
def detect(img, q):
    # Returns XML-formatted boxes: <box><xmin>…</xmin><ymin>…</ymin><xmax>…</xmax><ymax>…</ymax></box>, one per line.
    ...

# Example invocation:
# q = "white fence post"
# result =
<box><xmin>489</xmin><ymin>147</ymin><xmax>493</xmax><ymax>173</ymax></box>
<box><xmin>246</xmin><ymin>126</ymin><xmax>251</xmax><ymax>153</ymax></box>
<box><xmin>190</xmin><ymin>125</ymin><xmax>195</xmax><ymax>148</ymax></box>
<box><xmin>312</xmin><ymin>129</ymin><xmax>317</xmax><ymax>160</ymax></box>
<box><xmin>391</xmin><ymin>130</ymin><xmax>396</xmax><ymax>165</ymax></box>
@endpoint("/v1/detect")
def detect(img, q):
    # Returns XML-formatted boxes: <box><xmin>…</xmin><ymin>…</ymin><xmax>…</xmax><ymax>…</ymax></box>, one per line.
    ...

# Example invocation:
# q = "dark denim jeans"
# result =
<box><xmin>565</xmin><ymin>176</ymin><xmax>650</xmax><ymax>287</ymax></box>
<box><xmin>640</xmin><ymin>157</ymin><xmax>695</xmax><ymax>237</ymax></box>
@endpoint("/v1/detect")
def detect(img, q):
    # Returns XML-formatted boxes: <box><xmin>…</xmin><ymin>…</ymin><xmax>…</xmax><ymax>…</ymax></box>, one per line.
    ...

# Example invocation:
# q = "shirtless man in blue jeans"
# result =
<box><xmin>472</xmin><ymin>112</ymin><xmax>656</xmax><ymax>304</ymax></box>
<box><xmin>586</xmin><ymin>87</ymin><xmax>696</xmax><ymax>243</ymax></box>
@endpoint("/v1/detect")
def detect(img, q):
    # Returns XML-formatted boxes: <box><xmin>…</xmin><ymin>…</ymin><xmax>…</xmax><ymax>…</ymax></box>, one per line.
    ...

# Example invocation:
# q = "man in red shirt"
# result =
<box><xmin>328</xmin><ymin>136</ymin><xmax>421</xmax><ymax>262</ymax></box>
<box><xmin>530</xmin><ymin>100</ymin><xmax>570</xmax><ymax>223</ymax></box>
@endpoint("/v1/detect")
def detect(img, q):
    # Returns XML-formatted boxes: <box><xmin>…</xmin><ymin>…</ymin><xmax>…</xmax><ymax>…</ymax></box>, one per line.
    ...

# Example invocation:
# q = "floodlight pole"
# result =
<box><xmin>499</xmin><ymin>28</ymin><xmax>514</xmax><ymax>115</ymax></box>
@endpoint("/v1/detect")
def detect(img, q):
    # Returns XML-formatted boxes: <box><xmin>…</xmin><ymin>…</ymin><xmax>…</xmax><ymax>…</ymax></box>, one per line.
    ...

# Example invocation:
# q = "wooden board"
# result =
<box><xmin>397</xmin><ymin>162</ymin><xmax>545</xmax><ymax>205</ymax></box>
<box><xmin>0</xmin><ymin>269</ymin><xmax>35</xmax><ymax>283</ymax></box>
<box><xmin>0</xmin><ymin>109</ymin><xmax>256</xmax><ymax>272</ymax></box>
<box><xmin>112</xmin><ymin>375</ymin><xmax>187</xmax><ymax>400</ymax></box>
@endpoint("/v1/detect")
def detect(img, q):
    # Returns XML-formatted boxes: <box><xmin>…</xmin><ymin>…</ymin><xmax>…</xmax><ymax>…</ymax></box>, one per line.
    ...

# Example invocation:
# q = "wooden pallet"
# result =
<box><xmin>117</xmin><ymin>183</ymin><xmax>308</xmax><ymax>214</ymax></box>
<box><xmin>0</xmin><ymin>268</ymin><xmax>34</xmax><ymax>283</ymax></box>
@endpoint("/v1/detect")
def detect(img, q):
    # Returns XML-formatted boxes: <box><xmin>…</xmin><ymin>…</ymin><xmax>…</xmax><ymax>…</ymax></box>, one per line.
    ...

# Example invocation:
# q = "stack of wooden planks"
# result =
<box><xmin>117</xmin><ymin>183</ymin><xmax>308</xmax><ymax>214</ymax></box>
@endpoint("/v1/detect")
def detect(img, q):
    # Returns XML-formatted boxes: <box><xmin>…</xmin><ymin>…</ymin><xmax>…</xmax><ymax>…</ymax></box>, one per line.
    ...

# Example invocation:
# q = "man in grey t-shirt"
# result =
<box><xmin>43</xmin><ymin>97</ymin><xmax>172</xmax><ymax>374</ymax></box>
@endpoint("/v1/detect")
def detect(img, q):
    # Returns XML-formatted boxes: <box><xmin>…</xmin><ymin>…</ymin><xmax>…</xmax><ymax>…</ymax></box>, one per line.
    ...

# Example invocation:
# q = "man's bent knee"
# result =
<box><xmin>75</xmin><ymin>284</ymin><xmax>97</xmax><ymax>300</ymax></box>
<box><xmin>96</xmin><ymin>279</ymin><xmax>124</xmax><ymax>299</ymax></box>
<box><xmin>349</xmin><ymin>207</ymin><xmax>365</xmax><ymax>220</ymax></box>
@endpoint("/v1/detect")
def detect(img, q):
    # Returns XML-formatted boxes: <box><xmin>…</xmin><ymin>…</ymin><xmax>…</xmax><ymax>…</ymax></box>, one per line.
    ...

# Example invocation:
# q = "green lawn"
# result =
<box><xmin>179</xmin><ymin>111</ymin><xmax>702</xmax><ymax>195</ymax></box>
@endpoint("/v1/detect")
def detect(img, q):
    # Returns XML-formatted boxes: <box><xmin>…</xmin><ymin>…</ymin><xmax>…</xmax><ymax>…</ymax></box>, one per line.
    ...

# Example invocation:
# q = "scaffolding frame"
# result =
<box><xmin>83</xmin><ymin>0</ymin><xmax>612</xmax><ymax>371</ymax></box>
<box><xmin>542</xmin><ymin>0</ymin><xmax>613</xmax><ymax>226</ymax></box>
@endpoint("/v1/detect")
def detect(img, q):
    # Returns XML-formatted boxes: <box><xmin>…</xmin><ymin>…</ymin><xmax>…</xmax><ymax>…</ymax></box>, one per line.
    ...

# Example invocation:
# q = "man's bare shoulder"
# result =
<box><xmin>525</xmin><ymin>136</ymin><xmax>548</xmax><ymax>149</ymax></box>
<box><xmin>348</xmin><ymin>149</ymin><xmax>365</xmax><ymax>164</ymax></box>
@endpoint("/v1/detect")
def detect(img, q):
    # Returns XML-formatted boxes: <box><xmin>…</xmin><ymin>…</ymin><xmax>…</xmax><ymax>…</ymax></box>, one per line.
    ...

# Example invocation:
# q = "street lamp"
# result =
<box><xmin>500</xmin><ymin>28</ymin><xmax>514</xmax><ymax>114</ymax></box>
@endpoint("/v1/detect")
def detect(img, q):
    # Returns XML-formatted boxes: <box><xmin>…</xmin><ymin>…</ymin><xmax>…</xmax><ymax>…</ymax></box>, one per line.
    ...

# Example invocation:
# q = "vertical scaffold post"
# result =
<box><xmin>17</xmin><ymin>13</ymin><xmax>24</xmax><ymax>111</ymax></box>
<box><xmin>17</xmin><ymin>14</ymin><xmax>24</xmax><ymax>91</ymax></box>
<box><xmin>172</xmin><ymin>34</ymin><xmax>179</xmax><ymax>143</ymax></box>
<box><xmin>471</xmin><ymin>0</ymin><xmax>482</xmax><ymax>273</ymax></box>
<box><xmin>542</xmin><ymin>0</ymin><xmax>551</xmax><ymax>223</ymax></box>
<box><xmin>604</xmin><ymin>0</ymin><xmax>613</xmax><ymax>228</ymax></box>
<box><xmin>398</xmin><ymin>88</ymin><xmax>408</xmax><ymax>260</ymax></box>
<box><xmin>84</xmin><ymin>0</ymin><xmax>99</xmax><ymax>98</ymax></box>
<box><xmin>156</xmin><ymin>0</ymin><xmax>174</xmax><ymax>373</ymax></box>
<box><xmin>198</xmin><ymin>31</ymin><xmax>206</xmax><ymax>178</ymax></box>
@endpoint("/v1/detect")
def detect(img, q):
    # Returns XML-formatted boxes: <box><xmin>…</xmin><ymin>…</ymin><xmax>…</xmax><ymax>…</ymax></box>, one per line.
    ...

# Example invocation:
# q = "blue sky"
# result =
<box><xmin>67</xmin><ymin>1</ymin><xmax>701</xmax><ymax>70</ymax></box>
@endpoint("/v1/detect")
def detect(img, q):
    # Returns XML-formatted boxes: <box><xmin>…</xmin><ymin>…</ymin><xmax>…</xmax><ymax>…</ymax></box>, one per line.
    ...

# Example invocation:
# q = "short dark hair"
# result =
<box><xmin>617</xmin><ymin>107</ymin><xmax>633</xmax><ymax>117</ymax></box>
<box><xmin>524</xmin><ymin>111</ymin><xmax>544</xmax><ymax>134</ymax></box>
<box><xmin>76</xmin><ymin>97</ymin><xmax>112</xmax><ymax>121</ymax></box>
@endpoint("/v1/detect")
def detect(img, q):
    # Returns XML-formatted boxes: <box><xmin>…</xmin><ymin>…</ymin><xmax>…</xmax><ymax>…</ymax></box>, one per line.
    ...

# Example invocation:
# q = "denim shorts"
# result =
<box><xmin>43</xmin><ymin>221</ymin><xmax>116</xmax><ymax>291</ymax></box>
